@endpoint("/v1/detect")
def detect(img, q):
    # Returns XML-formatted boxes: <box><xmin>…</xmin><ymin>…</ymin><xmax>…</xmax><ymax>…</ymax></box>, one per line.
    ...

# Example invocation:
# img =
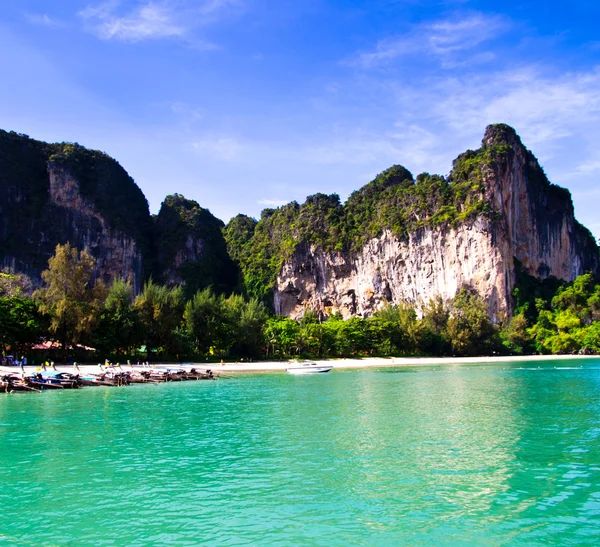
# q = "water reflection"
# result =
<box><xmin>0</xmin><ymin>360</ymin><xmax>599</xmax><ymax>546</ymax></box>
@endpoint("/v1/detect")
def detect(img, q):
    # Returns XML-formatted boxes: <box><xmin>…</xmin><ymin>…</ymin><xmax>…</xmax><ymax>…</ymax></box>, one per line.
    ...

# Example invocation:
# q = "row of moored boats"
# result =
<box><xmin>1</xmin><ymin>364</ymin><xmax>216</xmax><ymax>393</ymax></box>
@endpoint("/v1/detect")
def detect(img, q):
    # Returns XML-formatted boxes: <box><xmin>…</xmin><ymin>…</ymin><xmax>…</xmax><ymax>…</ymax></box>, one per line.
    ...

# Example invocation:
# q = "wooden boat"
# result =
<box><xmin>186</xmin><ymin>368</ymin><xmax>216</xmax><ymax>380</ymax></box>
<box><xmin>2</xmin><ymin>374</ymin><xmax>41</xmax><ymax>393</ymax></box>
<box><xmin>26</xmin><ymin>374</ymin><xmax>65</xmax><ymax>390</ymax></box>
<box><xmin>77</xmin><ymin>374</ymin><xmax>118</xmax><ymax>387</ymax></box>
<box><xmin>100</xmin><ymin>371</ymin><xmax>131</xmax><ymax>386</ymax></box>
<box><xmin>286</xmin><ymin>361</ymin><xmax>333</xmax><ymax>374</ymax></box>
<box><xmin>127</xmin><ymin>371</ymin><xmax>161</xmax><ymax>384</ymax></box>
<box><xmin>38</xmin><ymin>371</ymin><xmax>82</xmax><ymax>389</ymax></box>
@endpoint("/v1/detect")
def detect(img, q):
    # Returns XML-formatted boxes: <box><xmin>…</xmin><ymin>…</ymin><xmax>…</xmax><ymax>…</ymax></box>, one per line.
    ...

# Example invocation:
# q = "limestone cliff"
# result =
<box><xmin>2</xmin><ymin>124</ymin><xmax>598</xmax><ymax>316</ymax></box>
<box><xmin>153</xmin><ymin>194</ymin><xmax>238</xmax><ymax>297</ymax></box>
<box><xmin>274</xmin><ymin>220</ymin><xmax>513</xmax><ymax>321</ymax></box>
<box><xmin>263</xmin><ymin>125</ymin><xmax>599</xmax><ymax>320</ymax></box>
<box><xmin>480</xmin><ymin>124</ymin><xmax>598</xmax><ymax>281</ymax></box>
<box><xmin>47</xmin><ymin>163</ymin><xmax>146</xmax><ymax>292</ymax></box>
<box><xmin>0</xmin><ymin>130</ymin><xmax>237</xmax><ymax>296</ymax></box>
<box><xmin>0</xmin><ymin>130</ymin><xmax>151</xmax><ymax>292</ymax></box>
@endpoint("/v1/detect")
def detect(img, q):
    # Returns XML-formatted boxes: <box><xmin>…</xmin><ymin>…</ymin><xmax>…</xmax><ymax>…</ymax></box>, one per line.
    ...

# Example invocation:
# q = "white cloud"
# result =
<box><xmin>79</xmin><ymin>0</ymin><xmax>243</xmax><ymax>42</ymax></box>
<box><xmin>191</xmin><ymin>137</ymin><xmax>243</xmax><ymax>160</ymax></box>
<box><xmin>24</xmin><ymin>13</ymin><xmax>63</xmax><ymax>28</ymax></box>
<box><xmin>80</xmin><ymin>1</ymin><xmax>184</xmax><ymax>41</ymax></box>
<box><xmin>257</xmin><ymin>199</ymin><xmax>289</xmax><ymax>207</ymax></box>
<box><xmin>428</xmin><ymin>14</ymin><xmax>505</xmax><ymax>54</ymax></box>
<box><xmin>353</xmin><ymin>12</ymin><xmax>507</xmax><ymax>68</ymax></box>
<box><xmin>575</xmin><ymin>160</ymin><xmax>600</xmax><ymax>175</ymax></box>
<box><xmin>429</xmin><ymin>67</ymin><xmax>600</xmax><ymax>151</ymax></box>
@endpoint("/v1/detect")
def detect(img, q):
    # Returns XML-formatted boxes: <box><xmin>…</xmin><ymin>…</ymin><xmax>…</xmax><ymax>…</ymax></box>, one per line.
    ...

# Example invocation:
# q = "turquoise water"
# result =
<box><xmin>1</xmin><ymin>359</ymin><xmax>600</xmax><ymax>546</ymax></box>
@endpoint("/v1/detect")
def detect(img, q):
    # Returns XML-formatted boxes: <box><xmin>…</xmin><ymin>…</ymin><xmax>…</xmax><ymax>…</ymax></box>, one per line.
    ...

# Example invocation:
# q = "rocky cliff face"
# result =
<box><xmin>480</xmin><ymin>124</ymin><xmax>598</xmax><ymax>281</ymax></box>
<box><xmin>274</xmin><ymin>221</ymin><xmax>513</xmax><ymax>321</ymax></box>
<box><xmin>47</xmin><ymin>164</ymin><xmax>146</xmax><ymax>292</ymax></box>
<box><xmin>153</xmin><ymin>194</ymin><xmax>238</xmax><ymax>297</ymax></box>
<box><xmin>272</xmin><ymin>125</ymin><xmax>599</xmax><ymax>320</ymax></box>
<box><xmin>0</xmin><ymin>130</ymin><xmax>151</xmax><ymax>293</ymax></box>
<box><xmin>2</xmin><ymin>124</ymin><xmax>598</xmax><ymax>314</ymax></box>
<box><xmin>0</xmin><ymin>130</ymin><xmax>238</xmax><ymax>297</ymax></box>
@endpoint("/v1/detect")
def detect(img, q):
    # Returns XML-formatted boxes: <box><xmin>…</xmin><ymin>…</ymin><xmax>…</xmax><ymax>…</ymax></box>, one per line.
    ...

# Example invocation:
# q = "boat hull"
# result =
<box><xmin>286</xmin><ymin>364</ymin><xmax>333</xmax><ymax>374</ymax></box>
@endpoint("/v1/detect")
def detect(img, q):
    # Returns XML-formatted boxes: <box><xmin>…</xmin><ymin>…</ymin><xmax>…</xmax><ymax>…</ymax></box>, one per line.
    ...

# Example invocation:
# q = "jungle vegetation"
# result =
<box><xmin>2</xmin><ymin>244</ymin><xmax>599</xmax><ymax>363</ymax></box>
<box><xmin>226</xmin><ymin>139</ymin><xmax>508</xmax><ymax>302</ymax></box>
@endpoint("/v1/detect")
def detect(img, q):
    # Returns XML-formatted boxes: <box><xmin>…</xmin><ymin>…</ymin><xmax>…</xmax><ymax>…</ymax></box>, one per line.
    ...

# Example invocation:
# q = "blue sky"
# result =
<box><xmin>1</xmin><ymin>0</ymin><xmax>599</xmax><ymax>239</ymax></box>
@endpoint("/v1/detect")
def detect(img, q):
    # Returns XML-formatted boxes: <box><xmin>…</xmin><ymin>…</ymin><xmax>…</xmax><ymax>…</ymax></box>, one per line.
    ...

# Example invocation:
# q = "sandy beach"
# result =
<box><xmin>1</xmin><ymin>354</ymin><xmax>596</xmax><ymax>378</ymax></box>
<box><xmin>201</xmin><ymin>354</ymin><xmax>597</xmax><ymax>373</ymax></box>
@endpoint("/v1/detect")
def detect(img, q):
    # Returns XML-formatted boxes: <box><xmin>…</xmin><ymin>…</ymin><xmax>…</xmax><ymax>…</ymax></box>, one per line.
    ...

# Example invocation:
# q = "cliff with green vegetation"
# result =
<box><xmin>1</xmin><ymin>125</ymin><xmax>598</xmax><ymax>324</ymax></box>
<box><xmin>153</xmin><ymin>194</ymin><xmax>238</xmax><ymax>297</ymax></box>
<box><xmin>228</xmin><ymin>124</ymin><xmax>599</xmax><ymax>320</ymax></box>
<box><xmin>0</xmin><ymin>130</ymin><xmax>152</xmax><ymax>292</ymax></box>
<box><xmin>3</xmin><ymin>124</ymin><xmax>600</xmax><ymax>360</ymax></box>
<box><xmin>0</xmin><ymin>130</ymin><xmax>235</xmax><ymax>296</ymax></box>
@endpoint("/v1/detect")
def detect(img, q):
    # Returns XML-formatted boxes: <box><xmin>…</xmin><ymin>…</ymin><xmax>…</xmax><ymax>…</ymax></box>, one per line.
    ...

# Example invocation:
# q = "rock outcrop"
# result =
<box><xmin>2</xmin><ymin>124</ymin><xmax>598</xmax><ymax>317</ymax></box>
<box><xmin>271</xmin><ymin>125</ymin><xmax>599</xmax><ymax>321</ymax></box>
<box><xmin>0</xmin><ymin>131</ymin><xmax>238</xmax><ymax>297</ymax></box>
<box><xmin>47</xmin><ymin>164</ymin><xmax>146</xmax><ymax>292</ymax></box>
<box><xmin>0</xmin><ymin>131</ymin><xmax>151</xmax><ymax>292</ymax></box>
<box><xmin>274</xmin><ymin>220</ymin><xmax>513</xmax><ymax>321</ymax></box>
<box><xmin>153</xmin><ymin>194</ymin><xmax>238</xmax><ymax>297</ymax></box>
<box><xmin>480</xmin><ymin>124</ymin><xmax>598</xmax><ymax>281</ymax></box>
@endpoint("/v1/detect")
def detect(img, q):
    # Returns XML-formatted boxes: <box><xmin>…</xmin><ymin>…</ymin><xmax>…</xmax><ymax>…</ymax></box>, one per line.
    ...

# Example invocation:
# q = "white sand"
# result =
<box><xmin>2</xmin><ymin>354</ymin><xmax>596</xmax><ymax>377</ymax></box>
<box><xmin>206</xmin><ymin>354</ymin><xmax>597</xmax><ymax>373</ymax></box>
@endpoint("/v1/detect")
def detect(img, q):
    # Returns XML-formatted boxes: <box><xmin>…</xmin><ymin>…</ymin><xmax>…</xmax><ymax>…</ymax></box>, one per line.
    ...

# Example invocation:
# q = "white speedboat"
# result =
<box><xmin>286</xmin><ymin>361</ymin><xmax>333</xmax><ymax>374</ymax></box>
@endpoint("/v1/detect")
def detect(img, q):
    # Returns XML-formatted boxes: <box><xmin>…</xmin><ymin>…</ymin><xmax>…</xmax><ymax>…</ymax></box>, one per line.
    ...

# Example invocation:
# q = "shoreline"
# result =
<box><xmin>201</xmin><ymin>354</ymin><xmax>598</xmax><ymax>373</ymax></box>
<box><xmin>1</xmin><ymin>354</ymin><xmax>597</xmax><ymax>377</ymax></box>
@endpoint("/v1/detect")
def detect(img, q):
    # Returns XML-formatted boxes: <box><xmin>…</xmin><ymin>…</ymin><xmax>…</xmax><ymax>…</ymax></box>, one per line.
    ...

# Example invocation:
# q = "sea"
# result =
<box><xmin>1</xmin><ymin>358</ymin><xmax>599</xmax><ymax>546</ymax></box>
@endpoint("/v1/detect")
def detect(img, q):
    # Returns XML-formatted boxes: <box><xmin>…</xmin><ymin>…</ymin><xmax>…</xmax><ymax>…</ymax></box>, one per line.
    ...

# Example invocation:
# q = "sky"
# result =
<box><xmin>1</xmin><ymin>0</ymin><xmax>599</xmax><ymax>239</ymax></box>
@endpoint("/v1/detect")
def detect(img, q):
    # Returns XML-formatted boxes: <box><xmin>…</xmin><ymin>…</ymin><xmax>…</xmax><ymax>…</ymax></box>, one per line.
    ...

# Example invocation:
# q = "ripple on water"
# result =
<box><xmin>1</xmin><ymin>361</ymin><xmax>600</xmax><ymax>545</ymax></box>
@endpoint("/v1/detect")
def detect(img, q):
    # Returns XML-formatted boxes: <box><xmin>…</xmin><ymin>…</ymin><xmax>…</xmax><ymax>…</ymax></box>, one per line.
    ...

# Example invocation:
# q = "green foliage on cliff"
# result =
<box><xmin>234</xmin><ymin>144</ymin><xmax>503</xmax><ymax>299</ymax></box>
<box><xmin>232</xmin><ymin>123</ymin><xmax>599</xmax><ymax>303</ymax></box>
<box><xmin>0</xmin><ymin>129</ymin><xmax>153</xmax><ymax>281</ymax></box>
<box><xmin>49</xmin><ymin>142</ymin><xmax>152</xmax><ymax>251</ymax></box>
<box><xmin>223</xmin><ymin>214</ymin><xmax>257</xmax><ymax>263</ymax></box>
<box><xmin>154</xmin><ymin>194</ymin><xmax>238</xmax><ymax>298</ymax></box>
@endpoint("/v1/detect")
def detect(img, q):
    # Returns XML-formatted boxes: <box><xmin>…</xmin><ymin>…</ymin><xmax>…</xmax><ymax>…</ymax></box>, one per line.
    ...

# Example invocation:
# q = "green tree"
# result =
<box><xmin>582</xmin><ymin>323</ymin><xmax>600</xmax><ymax>353</ymax></box>
<box><xmin>445</xmin><ymin>289</ymin><xmax>497</xmax><ymax>356</ymax></box>
<box><xmin>33</xmin><ymin>243</ymin><xmax>106</xmax><ymax>353</ymax></box>
<box><xmin>93</xmin><ymin>278</ymin><xmax>143</xmax><ymax>356</ymax></box>
<box><xmin>134</xmin><ymin>280</ymin><xmax>185</xmax><ymax>358</ymax></box>
<box><xmin>0</xmin><ymin>271</ymin><xmax>32</xmax><ymax>298</ymax></box>
<box><xmin>499</xmin><ymin>313</ymin><xmax>531</xmax><ymax>354</ymax></box>
<box><xmin>0</xmin><ymin>297</ymin><xmax>42</xmax><ymax>356</ymax></box>
<box><xmin>419</xmin><ymin>296</ymin><xmax>451</xmax><ymax>355</ymax></box>
<box><xmin>184</xmin><ymin>288</ymin><xmax>225</xmax><ymax>356</ymax></box>
<box><xmin>264</xmin><ymin>317</ymin><xmax>300</xmax><ymax>357</ymax></box>
<box><xmin>231</xmin><ymin>297</ymin><xmax>268</xmax><ymax>357</ymax></box>
<box><xmin>373</xmin><ymin>302</ymin><xmax>420</xmax><ymax>354</ymax></box>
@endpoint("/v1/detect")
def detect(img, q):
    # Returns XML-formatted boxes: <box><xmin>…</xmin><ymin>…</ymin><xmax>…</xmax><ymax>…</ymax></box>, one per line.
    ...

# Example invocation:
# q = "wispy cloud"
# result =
<box><xmin>24</xmin><ymin>13</ymin><xmax>63</xmax><ymax>28</ymax></box>
<box><xmin>80</xmin><ymin>1</ymin><xmax>184</xmax><ymax>41</ymax></box>
<box><xmin>79</xmin><ymin>0</ymin><xmax>242</xmax><ymax>43</ymax></box>
<box><xmin>575</xmin><ymin>160</ymin><xmax>600</xmax><ymax>175</ymax></box>
<box><xmin>191</xmin><ymin>137</ymin><xmax>243</xmax><ymax>160</ymax></box>
<box><xmin>257</xmin><ymin>199</ymin><xmax>289</xmax><ymax>207</ymax></box>
<box><xmin>429</xmin><ymin>66</ymin><xmax>600</xmax><ymax>149</ymax></box>
<box><xmin>352</xmin><ymin>12</ymin><xmax>507</xmax><ymax>68</ymax></box>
